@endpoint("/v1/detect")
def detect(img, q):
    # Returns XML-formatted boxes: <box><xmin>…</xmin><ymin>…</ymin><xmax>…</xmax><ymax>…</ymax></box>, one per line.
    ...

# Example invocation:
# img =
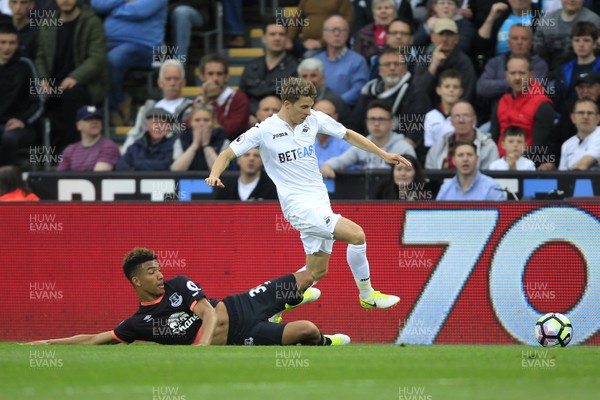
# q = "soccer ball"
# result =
<box><xmin>535</xmin><ymin>313</ymin><xmax>573</xmax><ymax>347</ymax></box>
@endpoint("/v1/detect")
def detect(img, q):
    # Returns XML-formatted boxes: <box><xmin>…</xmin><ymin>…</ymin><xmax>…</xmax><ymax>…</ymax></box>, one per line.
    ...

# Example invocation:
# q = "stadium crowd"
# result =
<box><xmin>1</xmin><ymin>0</ymin><xmax>600</xmax><ymax>202</ymax></box>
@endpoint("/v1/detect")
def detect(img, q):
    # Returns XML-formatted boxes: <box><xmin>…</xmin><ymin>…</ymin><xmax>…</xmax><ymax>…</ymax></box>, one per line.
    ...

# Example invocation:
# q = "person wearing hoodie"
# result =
<box><xmin>426</xmin><ymin>100</ymin><xmax>499</xmax><ymax>170</ymax></box>
<box><xmin>320</xmin><ymin>100</ymin><xmax>416</xmax><ymax>177</ymax></box>
<box><xmin>490</xmin><ymin>54</ymin><xmax>555</xmax><ymax>169</ymax></box>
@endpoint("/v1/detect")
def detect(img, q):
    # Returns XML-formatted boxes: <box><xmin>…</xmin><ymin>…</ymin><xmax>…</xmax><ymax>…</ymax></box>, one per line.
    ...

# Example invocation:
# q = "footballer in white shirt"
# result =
<box><xmin>207</xmin><ymin>78</ymin><xmax>411</xmax><ymax>316</ymax></box>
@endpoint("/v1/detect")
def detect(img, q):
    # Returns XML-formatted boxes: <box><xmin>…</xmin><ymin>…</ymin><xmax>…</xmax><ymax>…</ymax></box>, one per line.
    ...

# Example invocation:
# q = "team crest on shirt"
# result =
<box><xmin>169</xmin><ymin>292</ymin><xmax>183</xmax><ymax>307</ymax></box>
<box><xmin>244</xmin><ymin>337</ymin><xmax>255</xmax><ymax>346</ymax></box>
<box><xmin>235</xmin><ymin>134</ymin><xmax>245</xmax><ymax>143</ymax></box>
<box><xmin>301</xmin><ymin>125</ymin><xmax>310</xmax><ymax>134</ymax></box>
<box><xmin>324</xmin><ymin>216</ymin><xmax>331</xmax><ymax>225</ymax></box>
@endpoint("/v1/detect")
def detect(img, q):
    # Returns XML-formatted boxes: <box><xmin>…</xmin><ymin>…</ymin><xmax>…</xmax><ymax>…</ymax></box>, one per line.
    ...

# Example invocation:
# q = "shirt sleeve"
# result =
<box><xmin>175</xmin><ymin>275</ymin><xmax>207</xmax><ymax>311</ymax></box>
<box><xmin>582</xmin><ymin>134</ymin><xmax>600</xmax><ymax>161</ymax></box>
<box><xmin>112</xmin><ymin>317</ymin><xmax>136</xmax><ymax>344</ymax></box>
<box><xmin>313</xmin><ymin>110</ymin><xmax>347</xmax><ymax>139</ymax></box>
<box><xmin>97</xmin><ymin>140</ymin><xmax>121</xmax><ymax>166</ymax></box>
<box><xmin>229</xmin><ymin>125</ymin><xmax>262</xmax><ymax>157</ymax></box>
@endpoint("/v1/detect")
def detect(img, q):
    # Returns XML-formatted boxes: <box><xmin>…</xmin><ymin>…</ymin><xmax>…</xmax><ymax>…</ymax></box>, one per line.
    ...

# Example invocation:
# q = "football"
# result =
<box><xmin>535</xmin><ymin>313</ymin><xmax>573</xmax><ymax>347</ymax></box>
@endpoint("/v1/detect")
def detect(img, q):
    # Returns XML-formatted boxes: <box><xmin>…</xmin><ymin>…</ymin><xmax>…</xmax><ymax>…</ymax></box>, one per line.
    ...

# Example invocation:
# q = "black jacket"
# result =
<box><xmin>0</xmin><ymin>52</ymin><xmax>44</xmax><ymax>125</ymax></box>
<box><xmin>239</xmin><ymin>53</ymin><xmax>299</xmax><ymax>115</ymax></box>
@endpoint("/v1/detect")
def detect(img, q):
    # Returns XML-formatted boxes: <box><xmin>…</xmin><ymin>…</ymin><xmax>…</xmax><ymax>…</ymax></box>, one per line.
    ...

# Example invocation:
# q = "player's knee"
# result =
<box><xmin>349</xmin><ymin>227</ymin><xmax>366</xmax><ymax>245</ymax></box>
<box><xmin>297</xmin><ymin>321</ymin><xmax>321</xmax><ymax>343</ymax></box>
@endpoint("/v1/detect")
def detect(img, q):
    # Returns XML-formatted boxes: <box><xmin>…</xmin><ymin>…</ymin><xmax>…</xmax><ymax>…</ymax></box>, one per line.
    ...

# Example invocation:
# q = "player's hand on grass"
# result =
<box><xmin>320</xmin><ymin>164</ymin><xmax>336</xmax><ymax>179</ymax></box>
<box><xmin>385</xmin><ymin>153</ymin><xmax>412</xmax><ymax>167</ymax></box>
<box><xmin>205</xmin><ymin>176</ymin><xmax>225</xmax><ymax>188</ymax></box>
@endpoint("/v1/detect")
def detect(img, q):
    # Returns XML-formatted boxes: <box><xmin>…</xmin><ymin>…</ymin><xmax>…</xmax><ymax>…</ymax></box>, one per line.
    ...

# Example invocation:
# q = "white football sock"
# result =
<box><xmin>347</xmin><ymin>243</ymin><xmax>374</xmax><ymax>298</ymax></box>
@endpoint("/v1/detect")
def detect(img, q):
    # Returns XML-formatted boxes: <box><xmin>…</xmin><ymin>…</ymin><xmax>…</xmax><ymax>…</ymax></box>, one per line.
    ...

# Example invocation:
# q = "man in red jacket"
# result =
<box><xmin>491</xmin><ymin>54</ymin><xmax>556</xmax><ymax>170</ymax></box>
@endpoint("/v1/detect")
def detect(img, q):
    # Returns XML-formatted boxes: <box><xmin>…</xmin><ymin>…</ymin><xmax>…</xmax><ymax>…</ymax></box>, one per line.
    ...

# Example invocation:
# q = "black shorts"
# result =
<box><xmin>222</xmin><ymin>274</ymin><xmax>302</xmax><ymax>345</ymax></box>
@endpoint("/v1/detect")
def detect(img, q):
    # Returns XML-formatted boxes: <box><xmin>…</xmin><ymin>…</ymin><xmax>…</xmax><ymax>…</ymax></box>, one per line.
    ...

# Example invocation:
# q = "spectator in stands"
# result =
<box><xmin>436</xmin><ymin>141</ymin><xmax>506</xmax><ymax>200</ymax></box>
<box><xmin>353</xmin><ymin>0</ymin><xmax>414</xmax><ymax>34</ymax></box>
<box><xmin>376</xmin><ymin>153</ymin><xmax>433</xmax><ymax>200</ymax></box>
<box><xmin>168</xmin><ymin>0</ymin><xmax>211</xmax><ymax>64</ymax></box>
<box><xmin>297</xmin><ymin>58</ymin><xmax>350</xmax><ymax>126</ymax></box>
<box><xmin>122</xmin><ymin>60</ymin><xmax>192</xmax><ymax>154</ymax></box>
<box><xmin>254</xmin><ymin>95</ymin><xmax>281</xmax><ymax>124</ymax></box>
<box><xmin>426</xmin><ymin>100</ymin><xmax>499</xmax><ymax>169</ymax></box>
<box><xmin>0</xmin><ymin>23</ymin><xmax>42</xmax><ymax>167</ymax></box>
<box><xmin>5</xmin><ymin>0</ymin><xmax>37</xmax><ymax>60</ymax></box>
<box><xmin>477</xmin><ymin>24</ymin><xmax>548</xmax><ymax>103</ymax></box>
<box><xmin>413</xmin><ymin>18</ymin><xmax>476</xmax><ymax>104</ymax></box>
<box><xmin>490</xmin><ymin>54</ymin><xmax>555</xmax><ymax>168</ymax></box>
<box><xmin>57</xmin><ymin>106</ymin><xmax>120</xmax><ymax>172</ymax></box>
<box><xmin>352</xmin><ymin>46</ymin><xmax>431</xmax><ymax>153</ymax></box>
<box><xmin>369</xmin><ymin>17</ymin><xmax>415</xmax><ymax>79</ymax></box>
<box><xmin>320</xmin><ymin>100</ymin><xmax>416</xmax><ymax>177</ymax></box>
<box><xmin>424</xmin><ymin>69</ymin><xmax>463</xmax><ymax>148</ymax></box>
<box><xmin>313</xmin><ymin>99</ymin><xmax>351</xmax><ymax>168</ymax></box>
<box><xmin>466</xmin><ymin>0</ymin><xmax>496</xmax><ymax>30</ymax></box>
<box><xmin>555</xmin><ymin>71</ymin><xmax>600</xmax><ymax>150</ymax></box>
<box><xmin>194</xmin><ymin>53</ymin><xmax>249</xmax><ymax>141</ymax></box>
<box><xmin>36</xmin><ymin>0</ymin><xmax>108</xmax><ymax>152</ymax></box>
<box><xmin>0</xmin><ymin>165</ymin><xmax>39</xmax><ymax>201</ymax></box>
<box><xmin>171</xmin><ymin>104</ymin><xmax>227</xmax><ymax>171</ymax></box>
<box><xmin>91</xmin><ymin>0</ymin><xmax>168</xmax><ymax>125</ymax></box>
<box><xmin>116</xmin><ymin>108</ymin><xmax>181</xmax><ymax>171</ymax></box>
<box><xmin>559</xmin><ymin>97</ymin><xmax>600</xmax><ymax>170</ymax></box>
<box><xmin>534</xmin><ymin>0</ymin><xmax>600</xmax><ymax>73</ymax></box>
<box><xmin>475</xmin><ymin>0</ymin><xmax>536</xmax><ymax>61</ymax></box>
<box><xmin>239</xmin><ymin>18</ymin><xmax>298</xmax><ymax>116</ymax></box>
<box><xmin>285</xmin><ymin>0</ymin><xmax>352</xmax><ymax>59</ymax></box>
<box><xmin>413</xmin><ymin>0</ymin><xmax>475</xmax><ymax>54</ymax></box>
<box><xmin>215</xmin><ymin>148</ymin><xmax>278</xmax><ymax>201</ymax></box>
<box><xmin>353</xmin><ymin>0</ymin><xmax>397</xmax><ymax>61</ymax></box>
<box><xmin>555</xmin><ymin>21</ymin><xmax>600</xmax><ymax>110</ymax></box>
<box><xmin>489</xmin><ymin>126</ymin><xmax>536</xmax><ymax>170</ymax></box>
<box><xmin>315</xmin><ymin>14</ymin><xmax>369</xmax><ymax>108</ymax></box>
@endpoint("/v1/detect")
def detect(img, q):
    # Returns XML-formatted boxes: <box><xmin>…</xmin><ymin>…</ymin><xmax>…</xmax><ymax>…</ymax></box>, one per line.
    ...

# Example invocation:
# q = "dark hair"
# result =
<box><xmin>0</xmin><ymin>22</ymin><xmax>18</xmax><ymax>36</ymax></box>
<box><xmin>506</xmin><ymin>54</ymin><xmax>532</xmax><ymax>71</ymax></box>
<box><xmin>438</xmin><ymin>69</ymin><xmax>462</xmax><ymax>86</ymax></box>
<box><xmin>571</xmin><ymin>21</ymin><xmax>599</xmax><ymax>41</ymax></box>
<box><xmin>380</xmin><ymin>45</ymin><xmax>401</xmax><ymax>58</ymax></box>
<box><xmin>122</xmin><ymin>248</ymin><xmax>157</xmax><ymax>282</ymax></box>
<box><xmin>199</xmin><ymin>52</ymin><xmax>229</xmax><ymax>75</ymax></box>
<box><xmin>263</xmin><ymin>16</ymin><xmax>286</xmax><ymax>33</ymax></box>
<box><xmin>0</xmin><ymin>166</ymin><xmax>30</xmax><ymax>196</ymax></box>
<box><xmin>366</xmin><ymin>99</ymin><xmax>392</xmax><ymax>115</ymax></box>
<box><xmin>453</xmin><ymin>140</ymin><xmax>477</xmax><ymax>154</ymax></box>
<box><xmin>389</xmin><ymin>18</ymin><xmax>415</xmax><ymax>35</ymax></box>
<box><xmin>379</xmin><ymin>154</ymin><xmax>427</xmax><ymax>200</ymax></box>
<box><xmin>503</xmin><ymin>126</ymin><xmax>526</xmax><ymax>139</ymax></box>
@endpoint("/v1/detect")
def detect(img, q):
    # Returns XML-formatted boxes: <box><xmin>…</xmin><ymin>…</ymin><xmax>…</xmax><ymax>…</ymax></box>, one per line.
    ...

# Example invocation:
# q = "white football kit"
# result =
<box><xmin>229</xmin><ymin>110</ymin><xmax>347</xmax><ymax>254</ymax></box>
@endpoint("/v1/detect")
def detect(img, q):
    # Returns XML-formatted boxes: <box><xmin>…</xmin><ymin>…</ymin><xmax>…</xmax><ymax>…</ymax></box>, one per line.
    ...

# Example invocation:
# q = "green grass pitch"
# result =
<box><xmin>1</xmin><ymin>343</ymin><xmax>598</xmax><ymax>400</ymax></box>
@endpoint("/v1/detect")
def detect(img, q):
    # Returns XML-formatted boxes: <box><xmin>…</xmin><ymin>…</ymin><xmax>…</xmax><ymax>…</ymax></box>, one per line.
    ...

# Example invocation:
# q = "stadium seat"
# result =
<box><xmin>190</xmin><ymin>1</ymin><xmax>224</xmax><ymax>53</ymax></box>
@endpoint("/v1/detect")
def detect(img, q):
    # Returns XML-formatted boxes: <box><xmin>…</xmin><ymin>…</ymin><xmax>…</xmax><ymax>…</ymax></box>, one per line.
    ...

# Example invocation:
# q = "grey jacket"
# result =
<box><xmin>425</xmin><ymin>129</ymin><xmax>499</xmax><ymax>170</ymax></box>
<box><xmin>324</xmin><ymin>133</ymin><xmax>416</xmax><ymax>171</ymax></box>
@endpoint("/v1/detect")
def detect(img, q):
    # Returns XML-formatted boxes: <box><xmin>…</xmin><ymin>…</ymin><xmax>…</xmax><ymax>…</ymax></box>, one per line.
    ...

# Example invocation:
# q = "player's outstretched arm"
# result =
<box><xmin>28</xmin><ymin>331</ymin><xmax>119</xmax><ymax>345</ymax></box>
<box><xmin>192</xmin><ymin>298</ymin><xmax>218</xmax><ymax>346</ymax></box>
<box><xmin>343</xmin><ymin>129</ymin><xmax>412</xmax><ymax>167</ymax></box>
<box><xmin>205</xmin><ymin>147</ymin><xmax>237</xmax><ymax>188</ymax></box>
